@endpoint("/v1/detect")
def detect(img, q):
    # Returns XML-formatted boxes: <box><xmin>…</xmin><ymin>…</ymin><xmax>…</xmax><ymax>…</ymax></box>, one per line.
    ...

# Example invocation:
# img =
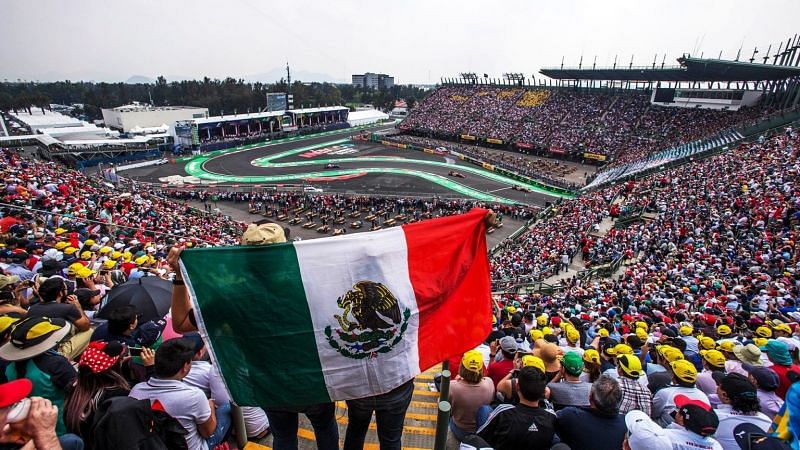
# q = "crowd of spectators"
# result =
<box><xmin>400</xmin><ymin>86</ymin><xmax>770</xmax><ymax>165</ymax></box>
<box><xmin>0</xmin><ymin>122</ymin><xmax>799</xmax><ymax>449</ymax></box>
<box><xmin>161</xmin><ymin>188</ymin><xmax>538</xmax><ymax>226</ymax></box>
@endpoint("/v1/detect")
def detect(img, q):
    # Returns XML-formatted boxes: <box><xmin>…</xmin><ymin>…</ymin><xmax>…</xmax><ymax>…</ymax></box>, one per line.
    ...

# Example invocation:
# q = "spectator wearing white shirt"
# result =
<box><xmin>712</xmin><ymin>373</ymin><xmax>772</xmax><ymax>450</ymax></box>
<box><xmin>651</xmin><ymin>359</ymin><xmax>710</xmax><ymax>427</ymax></box>
<box><xmin>664</xmin><ymin>395</ymin><xmax>723</xmax><ymax>450</ymax></box>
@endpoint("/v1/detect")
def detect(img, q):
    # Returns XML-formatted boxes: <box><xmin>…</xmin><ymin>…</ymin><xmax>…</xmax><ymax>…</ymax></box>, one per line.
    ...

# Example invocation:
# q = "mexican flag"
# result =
<box><xmin>179</xmin><ymin>208</ymin><xmax>493</xmax><ymax>408</ymax></box>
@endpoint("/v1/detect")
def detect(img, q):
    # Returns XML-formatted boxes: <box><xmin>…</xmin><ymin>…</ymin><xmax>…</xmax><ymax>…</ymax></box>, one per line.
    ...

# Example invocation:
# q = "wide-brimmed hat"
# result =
<box><xmin>733</xmin><ymin>344</ymin><xmax>763</xmax><ymax>366</ymax></box>
<box><xmin>0</xmin><ymin>317</ymin><xmax>72</xmax><ymax>361</ymax></box>
<box><xmin>533</xmin><ymin>340</ymin><xmax>561</xmax><ymax>372</ymax></box>
<box><xmin>241</xmin><ymin>222</ymin><xmax>286</xmax><ymax>245</ymax></box>
<box><xmin>0</xmin><ymin>275</ymin><xmax>20</xmax><ymax>290</ymax></box>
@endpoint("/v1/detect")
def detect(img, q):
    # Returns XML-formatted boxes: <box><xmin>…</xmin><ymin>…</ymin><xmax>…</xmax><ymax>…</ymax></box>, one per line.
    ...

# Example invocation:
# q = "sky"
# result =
<box><xmin>1</xmin><ymin>0</ymin><xmax>798</xmax><ymax>85</ymax></box>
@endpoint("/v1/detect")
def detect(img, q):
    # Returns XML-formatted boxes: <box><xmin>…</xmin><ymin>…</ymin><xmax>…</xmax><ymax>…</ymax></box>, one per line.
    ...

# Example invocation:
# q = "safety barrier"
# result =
<box><xmin>370</xmin><ymin>134</ymin><xmax>577</xmax><ymax>198</ymax></box>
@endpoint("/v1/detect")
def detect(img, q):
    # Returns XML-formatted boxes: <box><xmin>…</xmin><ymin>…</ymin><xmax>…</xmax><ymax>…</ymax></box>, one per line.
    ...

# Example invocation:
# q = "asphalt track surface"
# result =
<box><xmin>128</xmin><ymin>130</ymin><xmax>563</xmax><ymax>206</ymax></box>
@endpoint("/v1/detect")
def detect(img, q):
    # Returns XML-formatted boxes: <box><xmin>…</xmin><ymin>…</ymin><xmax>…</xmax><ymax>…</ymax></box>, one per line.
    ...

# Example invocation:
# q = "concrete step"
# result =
<box><xmin>256</xmin><ymin>367</ymin><xmax>444</xmax><ymax>449</ymax></box>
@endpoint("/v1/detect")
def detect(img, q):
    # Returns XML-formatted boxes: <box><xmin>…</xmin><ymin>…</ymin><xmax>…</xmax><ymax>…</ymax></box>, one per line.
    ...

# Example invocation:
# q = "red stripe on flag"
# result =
<box><xmin>402</xmin><ymin>208</ymin><xmax>493</xmax><ymax>372</ymax></box>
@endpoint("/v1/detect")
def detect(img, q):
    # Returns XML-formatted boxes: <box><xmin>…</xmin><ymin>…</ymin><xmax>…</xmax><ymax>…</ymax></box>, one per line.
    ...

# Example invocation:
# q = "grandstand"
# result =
<box><xmin>399</xmin><ymin>48</ymin><xmax>800</xmax><ymax>191</ymax></box>
<box><xmin>5</xmin><ymin>24</ymin><xmax>800</xmax><ymax>450</ymax></box>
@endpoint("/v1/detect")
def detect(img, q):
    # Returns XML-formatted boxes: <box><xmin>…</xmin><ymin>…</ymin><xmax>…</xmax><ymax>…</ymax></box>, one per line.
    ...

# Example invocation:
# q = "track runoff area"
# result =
<box><xmin>137</xmin><ymin>133</ymin><xmax>570</xmax><ymax>207</ymax></box>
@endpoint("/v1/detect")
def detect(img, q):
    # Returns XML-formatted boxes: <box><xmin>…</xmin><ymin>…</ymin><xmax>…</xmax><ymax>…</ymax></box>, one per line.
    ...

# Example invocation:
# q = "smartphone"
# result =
<box><xmin>129</xmin><ymin>346</ymin><xmax>144</xmax><ymax>356</ymax></box>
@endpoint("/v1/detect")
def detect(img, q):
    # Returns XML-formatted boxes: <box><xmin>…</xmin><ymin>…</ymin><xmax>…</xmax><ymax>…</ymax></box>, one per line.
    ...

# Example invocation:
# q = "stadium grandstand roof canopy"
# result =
<box><xmin>539</xmin><ymin>57</ymin><xmax>800</xmax><ymax>82</ymax></box>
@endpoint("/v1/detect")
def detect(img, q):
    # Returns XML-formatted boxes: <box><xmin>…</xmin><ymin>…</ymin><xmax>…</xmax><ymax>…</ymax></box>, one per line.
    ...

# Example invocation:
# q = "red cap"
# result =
<box><xmin>0</xmin><ymin>379</ymin><xmax>32</xmax><ymax>408</ymax></box>
<box><xmin>674</xmin><ymin>394</ymin><xmax>711</xmax><ymax>411</ymax></box>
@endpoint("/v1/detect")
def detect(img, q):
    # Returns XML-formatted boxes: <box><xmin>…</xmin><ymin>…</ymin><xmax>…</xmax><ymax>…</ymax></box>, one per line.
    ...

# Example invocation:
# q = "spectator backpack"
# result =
<box><xmin>91</xmin><ymin>396</ymin><xmax>189</xmax><ymax>450</ymax></box>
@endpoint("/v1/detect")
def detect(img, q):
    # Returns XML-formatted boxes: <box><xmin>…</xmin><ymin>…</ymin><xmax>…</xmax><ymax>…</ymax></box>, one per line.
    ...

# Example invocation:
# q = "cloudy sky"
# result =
<box><xmin>1</xmin><ymin>0</ymin><xmax>798</xmax><ymax>84</ymax></box>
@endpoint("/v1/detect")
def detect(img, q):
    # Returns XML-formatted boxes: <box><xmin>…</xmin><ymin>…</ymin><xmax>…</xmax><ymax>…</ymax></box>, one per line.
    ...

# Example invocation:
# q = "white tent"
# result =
<box><xmin>347</xmin><ymin>109</ymin><xmax>389</xmax><ymax>127</ymax></box>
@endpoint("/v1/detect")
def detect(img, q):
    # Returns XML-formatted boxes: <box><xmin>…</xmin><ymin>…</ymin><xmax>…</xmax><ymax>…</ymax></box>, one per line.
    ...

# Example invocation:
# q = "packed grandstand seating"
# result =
<box><xmin>490</xmin><ymin>126</ymin><xmax>800</xmax><ymax>291</ymax></box>
<box><xmin>0</xmin><ymin>117</ymin><xmax>800</xmax><ymax>450</ymax></box>
<box><xmin>399</xmin><ymin>85</ymin><xmax>771</xmax><ymax>165</ymax></box>
<box><xmin>0</xmin><ymin>122</ymin><xmax>799</xmax><ymax>450</ymax></box>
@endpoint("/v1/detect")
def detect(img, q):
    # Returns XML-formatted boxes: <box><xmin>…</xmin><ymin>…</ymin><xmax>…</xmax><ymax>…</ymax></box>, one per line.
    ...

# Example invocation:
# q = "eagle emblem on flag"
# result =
<box><xmin>325</xmin><ymin>281</ymin><xmax>411</xmax><ymax>359</ymax></box>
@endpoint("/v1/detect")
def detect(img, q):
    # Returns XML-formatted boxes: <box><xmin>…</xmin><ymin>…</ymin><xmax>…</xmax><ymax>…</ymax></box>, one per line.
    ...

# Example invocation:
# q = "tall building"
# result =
<box><xmin>352</xmin><ymin>73</ymin><xmax>395</xmax><ymax>90</ymax></box>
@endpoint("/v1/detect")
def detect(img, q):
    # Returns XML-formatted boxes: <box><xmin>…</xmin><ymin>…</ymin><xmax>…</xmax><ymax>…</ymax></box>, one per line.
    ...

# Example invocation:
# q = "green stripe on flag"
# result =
<box><xmin>180</xmin><ymin>243</ymin><xmax>330</xmax><ymax>407</ymax></box>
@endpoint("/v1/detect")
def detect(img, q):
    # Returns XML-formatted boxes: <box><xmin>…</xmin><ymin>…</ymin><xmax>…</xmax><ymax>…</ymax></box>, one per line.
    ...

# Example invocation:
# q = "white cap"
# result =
<box><xmin>625</xmin><ymin>410</ymin><xmax>671</xmax><ymax>450</ymax></box>
<box><xmin>42</xmin><ymin>248</ymin><xmax>63</xmax><ymax>262</ymax></box>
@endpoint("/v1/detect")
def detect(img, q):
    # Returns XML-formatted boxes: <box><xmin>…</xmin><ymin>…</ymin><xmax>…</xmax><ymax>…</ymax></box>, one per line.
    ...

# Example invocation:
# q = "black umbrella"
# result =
<box><xmin>97</xmin><ymin>276</ymin><xmax>172</xmax><ymax>323</ymax></box>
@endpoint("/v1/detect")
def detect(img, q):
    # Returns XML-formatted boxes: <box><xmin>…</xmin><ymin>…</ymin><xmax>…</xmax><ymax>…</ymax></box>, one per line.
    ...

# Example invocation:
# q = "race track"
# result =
<box><xmin>126</xmin><ymin>130</ymin><xmax>569</xmax><ymax>206</ymax></box>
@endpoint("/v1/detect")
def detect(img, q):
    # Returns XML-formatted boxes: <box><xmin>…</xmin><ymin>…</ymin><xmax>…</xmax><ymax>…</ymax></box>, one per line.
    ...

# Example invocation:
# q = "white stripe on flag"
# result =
<box><xmin>294</xmin><ymin>227</ymin><xmax>421</xmax><ymax>401</ymax></box>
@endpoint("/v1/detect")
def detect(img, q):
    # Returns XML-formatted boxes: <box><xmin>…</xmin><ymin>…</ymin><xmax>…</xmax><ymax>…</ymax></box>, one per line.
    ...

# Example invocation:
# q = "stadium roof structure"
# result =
<box><xmin>287</xmin><ymin>106</ymin><xmax>349</xmax><ymax>114</ymax></box>
<box><xmin>193</xmin><ymin>110</ymin><xmax>284</xmax><ymax>126</ymax></box>
<box><xmin>539</xmin><ymin>57</ymin><xmax>800</xmax><ymax>82</ymax></box>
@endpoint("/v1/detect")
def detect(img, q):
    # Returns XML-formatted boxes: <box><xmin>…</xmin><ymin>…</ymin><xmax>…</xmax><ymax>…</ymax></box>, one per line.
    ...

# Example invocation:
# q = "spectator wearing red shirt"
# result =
<box><xmin>0</xmin><ymin>213</ymin><xmax>20</xmax><ymax>233</ymax></box>
<box><xmin>487</xmin><ymin>337</ymin><xmax>518</xmax><ymax>388</ymax></box>
<box><xmin>762</xmin><ymin>340</ymin><xmax>800</xmax><ymax>399</ymax></box>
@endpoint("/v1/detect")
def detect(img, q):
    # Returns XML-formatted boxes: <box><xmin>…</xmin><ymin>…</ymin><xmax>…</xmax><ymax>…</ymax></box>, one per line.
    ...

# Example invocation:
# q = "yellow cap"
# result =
<box><xmin>506</xmin><ymin>306</ymin><xmax>517</xmax><ymax>314</ymax></box>
<box><xmin>755</xmin><ymin>326</ymin><xmax>772</xmax><ymax>338</ymax></box>
<box><xmin>753</xmin><ymin>337</ymin><xmax>769</xmax><ymax>348</ymax></box>
<box><xmin>635</xmin><ymin>328</ymin><xmax>648</xmax><ymax>341</ymax></box>
<box><xmin>699</xmin><ymin>336</ymin><xmax>716</xmax><ymax>351</ymax></box>
<box><xmin>670</xmin><ymin>359</ymin><xmax>698</xmax><ymax>383</ymax></box>
<box><xmin>774</xmin><ymin>324</ymin><xmax>792</xmax><ymax>334</ymax></box>
<box><xmin>54</xmin><ymin>241</ymin><xmax>69</xmax><ymax>250</ymax></box>
<box><xmin>617</xmin><ymin>354</ymin><xmax>643</xmax><ymax>378</ymax></box>
<box><xmin>461</xmin><ymin>350</ymin><xmax>484</xmax><ymax>373</ymax></box>
<box><xmin>657</xmin><ymin>345</ymin><xmax>685</xmax><ymax>362</ymax></box>
<box><xmin>614</xmin><ymin>344</ymin><xmax>633</xmax><ymax>355</ymax></box>
<box><xmin>134</xmin><ymin>255</ymin><xmax>148</xmax><ymax>266</ymax></box>
<box><xmin>679</xmin><ymin>325</ymin><xmax>693</xmax><ymax>336</ymax></box>
<box><xmin>0</xmin><ymin>315</ymin><xmax>22</xmax><ymax>335</ymax></box>
<box><xmin>63</xmin><ymin>247</ymin><xmax>78</xmax><ymax>255</ymax></box>
<box><xmin>560</xmin><ymin>321</ymin><xmax>571</xmax><ymax>330</ymax></box>
<box><xmin>566</xmin><ymin>328</ymin><xmax>580</xmax><ymax>343</ymax></box>
<box><xmin>76</xmin><ymin>267</ymin><xmax>96</xmax><ymax>279</ymax></box>
<box><xmin>122</xmin><ymin>252</ymin><xmax>132</xmax><ymax>262</ymax></box>
<box><xmin>67</xmin><ymin>262</ymin><xmax>84</xmax><ymax>275</ymax></box>
<box><xmin>55</xmin><ymin>228</ymin><xmax>67</xmax><ymax>235</ymax></box>
<box><xmin>98</xmin><ymin>247</ymin><xmax>113</xmax><ymax>255</ymax></box>
<box><xmin>102</xmin><ymin>259</ymin><xmax>117</xmax><ymax>270</ymax></box>
<box><xmin>529</xmin><ymin>329</ymin><xmax>543</xmax><ymax>341</ymax></box>
<box><xmin>111</xmin><ymin>251</ymin><xmax>123</xmax><ymax>260</ymax></box>
<box><xmin>598</xmin><ymin>328</ymin><xmax>609</xmax><ymax>338</ymax></box>
<box><xmin>542</xmin><ymin>327</ymin><xmax>552</xmax><ymax>336</ymax></box>
<box><xmin>80</xmin><ymin>251</ymin><xmax>92</xmax><ymax>260</ymax></box>
<box><xmin>699</xmin><ymin>350</ymin><xmax>726</xmax><ymax>368</ymax></box>
<box><xmin>521</xmin><ymin>355</ymin><xmax>546</xmax><ymax>373</ymax></box>
<box><xmin>635</xmin><ymin>321</ymin><xmax>648</xmax><ymax>330</ymax></box>
<box><xmin>718</xmin><ymin>340</ymin><xmax>737</xmax><ymax>353</ymax></box>
<box><xmin>83</xmin><ymin>239</ymin><xmax>96</xmax><ymax>247</ymax></box>
<box><xmin>537</xmin><ymin>315</ymin><xmax>547</xmax><ymax>327</ymax></box>
<box><xmin>717</xmin><ymin>325</ymin><xmax>732</xmax><ymax>336</ymax></box>
<box><xmin>583</xmin><ymin>349</ymin><xmax>601</xmax><ymax>365</ymax></box>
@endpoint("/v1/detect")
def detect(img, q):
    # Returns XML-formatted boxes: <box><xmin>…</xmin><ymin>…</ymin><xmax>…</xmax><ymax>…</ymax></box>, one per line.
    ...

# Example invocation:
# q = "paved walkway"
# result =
<box><xmin>247</xmin><ymin>364</ymin><xmax>442</xmax><ymax>450</ymax></box>
<box><xmin>541</xmin><ymin>198</ymin><xmax>621</xmax><ymax>285</ymax></box>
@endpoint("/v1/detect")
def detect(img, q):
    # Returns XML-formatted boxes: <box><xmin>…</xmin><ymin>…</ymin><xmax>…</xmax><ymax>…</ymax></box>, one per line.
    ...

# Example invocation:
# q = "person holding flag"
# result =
<box><xmin>167</xmin><ymin>210</ymin><xmax>498</xmax><ymax>449</ymax></box>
